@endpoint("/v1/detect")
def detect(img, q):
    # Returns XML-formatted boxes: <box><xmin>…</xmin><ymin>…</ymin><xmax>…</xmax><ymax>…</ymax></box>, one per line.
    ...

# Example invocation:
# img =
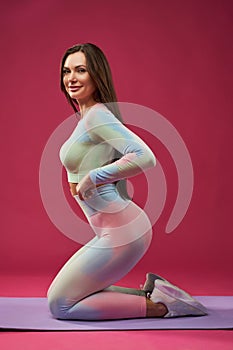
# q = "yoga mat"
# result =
<box><xmin>0</xmin><ymin>297</ymin><xmax>232</xmax><ymax>330</ymax></box>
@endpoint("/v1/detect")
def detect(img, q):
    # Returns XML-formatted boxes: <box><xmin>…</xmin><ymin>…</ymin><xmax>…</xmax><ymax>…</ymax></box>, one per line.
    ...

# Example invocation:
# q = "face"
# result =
<box><xmin>63</xmin><ymin>51</ymin><xmax>96</xmax><ymax>105</ymax></box>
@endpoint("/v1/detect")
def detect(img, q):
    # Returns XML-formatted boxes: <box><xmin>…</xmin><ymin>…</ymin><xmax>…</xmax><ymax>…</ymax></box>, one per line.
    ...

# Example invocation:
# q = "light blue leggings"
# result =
<box><xmin>47</xmin><ymin>184</ymin><xmax>152</xmax><ymax>320</ymax></box>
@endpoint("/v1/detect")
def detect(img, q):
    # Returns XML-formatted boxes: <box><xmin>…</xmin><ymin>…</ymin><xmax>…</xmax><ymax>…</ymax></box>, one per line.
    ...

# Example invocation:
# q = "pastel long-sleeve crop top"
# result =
<box><xmin>59</xmin><ymin>103</ymin><xmax>156</xmax><ymax>185</ymax></box>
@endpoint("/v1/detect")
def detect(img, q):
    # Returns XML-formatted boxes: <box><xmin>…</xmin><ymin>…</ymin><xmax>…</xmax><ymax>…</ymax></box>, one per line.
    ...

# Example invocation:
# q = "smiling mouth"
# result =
<box><xmin>69</xmin><ymin>86</ymin><xmax>83</xmax><ymax>91</ymax></box>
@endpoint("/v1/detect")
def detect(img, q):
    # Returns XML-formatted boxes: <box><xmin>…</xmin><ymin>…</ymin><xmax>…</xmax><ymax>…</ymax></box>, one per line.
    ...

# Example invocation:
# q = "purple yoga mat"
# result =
<box><xmin>0</xmin><ymin>297</ymin><xmax>232</xmax><ymax>330</ymax></box>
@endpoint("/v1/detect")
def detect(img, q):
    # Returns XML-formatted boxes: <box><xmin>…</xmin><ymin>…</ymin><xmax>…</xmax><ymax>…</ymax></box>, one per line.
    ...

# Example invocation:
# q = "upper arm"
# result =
<box><xmin>85</xmin><ymin>108</ymin><xmax>156</xmax><ymax>164</ymax></box>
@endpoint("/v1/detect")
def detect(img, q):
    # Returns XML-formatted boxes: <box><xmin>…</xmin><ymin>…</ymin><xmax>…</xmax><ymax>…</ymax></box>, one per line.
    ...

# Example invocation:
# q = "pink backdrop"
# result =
<box><xmin>1</xmin><ymin>0</ymin><xmax>233</xmax><ymax>296</ymax></box>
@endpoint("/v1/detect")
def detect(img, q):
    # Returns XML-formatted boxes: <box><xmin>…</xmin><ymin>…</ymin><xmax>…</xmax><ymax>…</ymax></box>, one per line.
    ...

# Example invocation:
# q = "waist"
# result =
<box><xmin>73</xmin><ymin>183</ymin><xmax>129</xmax><ymax>217</ymax></box>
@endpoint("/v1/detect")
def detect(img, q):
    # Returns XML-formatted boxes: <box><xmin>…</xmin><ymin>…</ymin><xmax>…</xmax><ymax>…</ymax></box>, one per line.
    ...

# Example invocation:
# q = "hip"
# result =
<box><xmin>73</xmin><ymin>183</ymin><xmax>129</xmax><ymax>217</ymax></box>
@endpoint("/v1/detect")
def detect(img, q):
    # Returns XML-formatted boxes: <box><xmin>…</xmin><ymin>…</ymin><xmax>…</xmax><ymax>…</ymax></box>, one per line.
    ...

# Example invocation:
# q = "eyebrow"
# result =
<box><xmin>63</xmin><ymin>65</ymin><xmax>86</xmax><ymax>69</ymax></box>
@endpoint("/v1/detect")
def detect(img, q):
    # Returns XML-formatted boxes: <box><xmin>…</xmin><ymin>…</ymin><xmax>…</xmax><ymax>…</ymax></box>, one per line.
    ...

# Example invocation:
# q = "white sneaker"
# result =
<box><xmin>142</xmin><ymin>272</ymin><xmax>167</xmax><ymax>294</ymax></box>
<box><xmin>150</xmin><ymin>279</ymin><xmax>208</xmax><ymax>318</ymax></box>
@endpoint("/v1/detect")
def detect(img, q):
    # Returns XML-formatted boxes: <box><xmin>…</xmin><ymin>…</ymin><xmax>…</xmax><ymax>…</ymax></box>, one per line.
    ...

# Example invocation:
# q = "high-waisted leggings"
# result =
<box><xmin>47</xmin><ymin>184</ymin><xmax>152</xmax><ymax>320</ymax></box>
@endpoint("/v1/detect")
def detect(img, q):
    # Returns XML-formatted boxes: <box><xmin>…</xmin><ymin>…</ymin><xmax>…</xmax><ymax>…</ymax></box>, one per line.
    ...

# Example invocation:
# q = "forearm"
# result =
<box><xmin>89</xmin><ymin>151</ymin><xmax>156</xmax><ymax>185</ymax></box>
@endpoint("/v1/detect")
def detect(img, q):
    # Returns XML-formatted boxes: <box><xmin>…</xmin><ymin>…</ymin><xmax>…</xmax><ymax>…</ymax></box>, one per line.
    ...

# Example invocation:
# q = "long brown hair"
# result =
<box><xmin>60</xmin><ymin>43</ymin><xmax>130</xmax><ymax>199</ymax></box>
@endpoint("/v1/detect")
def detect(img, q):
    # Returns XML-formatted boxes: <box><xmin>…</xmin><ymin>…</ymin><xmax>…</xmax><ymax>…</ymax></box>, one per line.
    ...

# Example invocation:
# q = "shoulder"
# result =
<box><xmin>84</xmin><ymin>103</ymin><xmax>121</xmax><ymax>129</ymax></box>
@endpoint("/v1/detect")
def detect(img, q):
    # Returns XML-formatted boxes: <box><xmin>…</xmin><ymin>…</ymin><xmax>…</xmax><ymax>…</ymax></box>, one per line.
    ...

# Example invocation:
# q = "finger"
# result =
<box><xmin>79</xmin><ymin>192</ymin><xmax>84</xmax><ymax>201</ymax></box>
<box><xmin>75</xmin><ymin>184</ymin><xmax>83</xmax><ymax>200</ymax></box>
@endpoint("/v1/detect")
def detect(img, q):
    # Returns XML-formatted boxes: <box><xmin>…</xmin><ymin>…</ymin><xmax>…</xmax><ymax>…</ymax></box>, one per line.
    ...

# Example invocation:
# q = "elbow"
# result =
<box><xmin>149</xmin><ymin>157</ymin><xmax>156</xmax><ymax>168</ymax></box>
<box><xmin>140</xmin><ymin>155</ymin><xmax>156</xmax><ymax>171</ymax></box>
<box><xmin>147</xmin><ymin>153</ymin><xmax>156</xmax><ymax>168</ymax></box>
<box><xmin>137</xmin><ymin>151</ymin><xmax>156</xmax><ymax>170</ymax></box>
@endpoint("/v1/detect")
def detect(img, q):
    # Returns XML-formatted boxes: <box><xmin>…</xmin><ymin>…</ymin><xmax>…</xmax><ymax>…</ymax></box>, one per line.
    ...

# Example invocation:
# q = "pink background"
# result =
<box><xmin>1</xmin><ymin>0</ymin><xmax>233</xmax><ymax>299</ymax></box>
<box><xmin>1</xmin><ymin>1</ymin><xmax>233</xmax><ymax>349</ymax></box>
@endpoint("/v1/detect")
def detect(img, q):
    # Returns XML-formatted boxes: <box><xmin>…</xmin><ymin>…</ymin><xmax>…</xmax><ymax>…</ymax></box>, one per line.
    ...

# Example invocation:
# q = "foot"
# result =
<box><xmin>142</xmin><ymin>272</ymin><xmax>167</xmax><ymax>295</ymax></box>
<box><xmin>150</xmin><ymin>279</ymin><xmax>208</xmax><ymax>318</ymax></box>
<box><xmin>146</xmin><ymin>299</ymin><xmax>168</xmax><ymax>318</ymax></box>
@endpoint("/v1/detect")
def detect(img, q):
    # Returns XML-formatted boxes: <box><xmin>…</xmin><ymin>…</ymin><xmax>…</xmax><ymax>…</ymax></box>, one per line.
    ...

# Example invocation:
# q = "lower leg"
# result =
<box><xmin>51</xmin><ymin>289</ymin><xmax>168</xmax><ymax>320</ymax></box>
<box><xmin>105</xmin><ymin>285</ymin><xmax>146</xmax><ymax>296</ymax></box>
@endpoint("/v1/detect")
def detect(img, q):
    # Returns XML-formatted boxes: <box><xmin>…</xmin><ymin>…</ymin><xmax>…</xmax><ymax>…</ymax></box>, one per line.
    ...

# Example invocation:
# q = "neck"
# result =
<box><xmin>77</xmin><ymin>97</ymin><xmax>97</xmax><ymax>117</ymax></box>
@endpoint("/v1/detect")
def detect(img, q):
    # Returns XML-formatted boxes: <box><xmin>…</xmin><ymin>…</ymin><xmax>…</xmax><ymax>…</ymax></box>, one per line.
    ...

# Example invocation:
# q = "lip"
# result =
<box><xmin>69</xmin><ymin>86</ymin><xmax>83</xmax><ymax>91</ymax></box>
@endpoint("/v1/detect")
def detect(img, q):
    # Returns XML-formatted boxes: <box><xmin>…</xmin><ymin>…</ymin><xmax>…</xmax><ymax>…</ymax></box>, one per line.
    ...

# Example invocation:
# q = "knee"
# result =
<box><xmin>47</xmin><ymin>292</ymin><xmax>68</xmax><ymax>319</ymax></box>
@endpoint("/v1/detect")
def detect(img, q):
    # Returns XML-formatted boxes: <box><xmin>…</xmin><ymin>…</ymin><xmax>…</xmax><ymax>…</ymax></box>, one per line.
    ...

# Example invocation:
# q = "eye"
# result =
<box><xmin>63</xmin><ymin>68</ymin><xmax>70</xmax><ymax>75</ymax></box>
<box><xmin>77</xmin><ymin>68</ymin><xmax>86</xmax><ymax>73</ymax></box>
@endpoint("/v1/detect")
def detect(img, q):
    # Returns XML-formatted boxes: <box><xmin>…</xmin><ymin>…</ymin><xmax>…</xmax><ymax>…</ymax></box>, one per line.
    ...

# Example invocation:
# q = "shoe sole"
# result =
<box><xmin>154</xmin><ymin>279</ymin><xmax>208</xmax><ymax>316</ymax></box>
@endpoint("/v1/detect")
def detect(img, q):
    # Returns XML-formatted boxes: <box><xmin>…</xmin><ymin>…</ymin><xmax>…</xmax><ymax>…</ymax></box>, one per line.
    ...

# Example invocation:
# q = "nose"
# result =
<box><xmin>68</xmin><ymin>70</ymin><xmax>78</xmax><ymax>83</ymax></box>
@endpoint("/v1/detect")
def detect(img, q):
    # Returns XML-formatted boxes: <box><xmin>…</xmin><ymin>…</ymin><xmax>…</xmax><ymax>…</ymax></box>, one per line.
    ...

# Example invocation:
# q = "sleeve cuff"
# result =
<box><xmin>67</xmin><ymin>172</ymin><xmax>81</xmax><ymax>183</ymax></box>
<box><xmin>89</xmin><ymin>169</ymin><xmax>98</xmax><ymax>185</ymax></box>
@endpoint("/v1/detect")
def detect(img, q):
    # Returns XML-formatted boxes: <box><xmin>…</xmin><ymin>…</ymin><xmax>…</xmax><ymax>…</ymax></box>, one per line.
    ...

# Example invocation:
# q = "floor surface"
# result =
<box><xmin>0</xmin><ymin>274</ymin><xmax>232</xmax><ymax>350</ymax></box>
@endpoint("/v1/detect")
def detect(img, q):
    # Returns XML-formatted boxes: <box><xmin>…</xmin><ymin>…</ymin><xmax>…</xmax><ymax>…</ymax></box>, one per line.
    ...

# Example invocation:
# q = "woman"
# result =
<box><xmin>47</xmin><ymin>43</ymin><xmax>207</xmax><ymax>320</ymax></box>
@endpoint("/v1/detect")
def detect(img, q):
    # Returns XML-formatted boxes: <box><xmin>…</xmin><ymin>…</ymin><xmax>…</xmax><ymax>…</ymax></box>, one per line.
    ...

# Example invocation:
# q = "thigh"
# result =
<box><xmin>47</xmin><ymin>228</ymin><xmax>151</xmax><ymax>306</ymax></box>
<box><xmin>48</xmin><ymin>184</ymin><xmax>152</xmax><ymax>305</ymax></box>
<box><xmin>47</xmin><ymin>235</ymin><xmax>99</xmax><ymax>296</ymax></box>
